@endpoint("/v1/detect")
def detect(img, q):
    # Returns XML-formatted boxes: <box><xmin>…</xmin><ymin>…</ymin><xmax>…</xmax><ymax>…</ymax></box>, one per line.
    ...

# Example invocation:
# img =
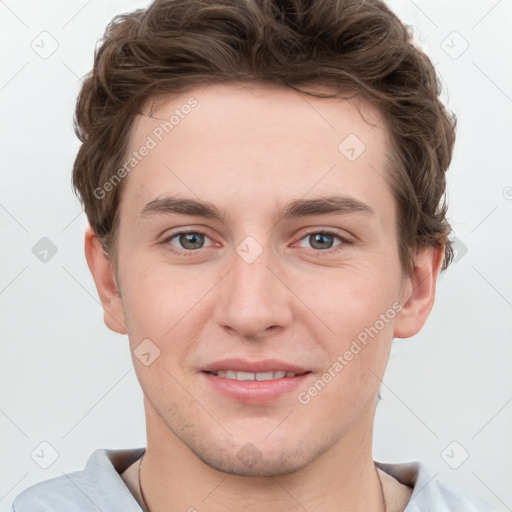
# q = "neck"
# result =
<box><xmin>140</xmin><ymin>399</ymin><xmax>385</xmax><ymax>512</ymax></box>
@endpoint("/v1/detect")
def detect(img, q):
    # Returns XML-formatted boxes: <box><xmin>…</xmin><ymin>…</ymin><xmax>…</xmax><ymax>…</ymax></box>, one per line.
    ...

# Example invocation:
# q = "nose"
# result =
<box><xmin>214</xmin><ymin>242</ymin><xmax>293</xmax><ymax>341</ymax></box>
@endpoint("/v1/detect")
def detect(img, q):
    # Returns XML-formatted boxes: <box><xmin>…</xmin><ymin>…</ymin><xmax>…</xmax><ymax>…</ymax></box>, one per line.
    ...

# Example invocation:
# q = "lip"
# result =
<box><xmin>200</xmin><ymin>358</ymin><xmax>312</xmax><ymax>405</ymax></box>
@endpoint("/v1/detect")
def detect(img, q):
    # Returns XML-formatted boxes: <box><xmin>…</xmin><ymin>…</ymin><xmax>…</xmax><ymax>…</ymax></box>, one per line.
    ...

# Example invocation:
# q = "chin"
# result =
<box><xmin>180</xmin><ymin>428</ymin><xmax>333</xmax><ymax>478</ymax></box>
<box><xmin>193</xmin><ymin>444</ymin><xmax>315</xmax><ymax>477</ymax></box>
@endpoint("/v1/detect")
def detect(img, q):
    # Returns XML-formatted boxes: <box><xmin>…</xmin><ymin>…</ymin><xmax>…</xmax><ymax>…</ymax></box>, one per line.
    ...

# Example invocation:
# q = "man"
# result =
<box><xmin>10</xmin><ymin>0</ymin><xmax>497</xmax><ymax>510</ymax></box>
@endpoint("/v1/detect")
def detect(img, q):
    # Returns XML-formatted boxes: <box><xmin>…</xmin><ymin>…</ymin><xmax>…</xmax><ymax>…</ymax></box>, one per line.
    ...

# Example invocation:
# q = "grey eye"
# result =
<box><xmin>170</xmin><ymin>232</ymin><xmax>207</xmax><ymax>250</ymax></box>
<box><xmin>308</xmin><ymin>233</ymin><xmax>336</xmax><ymax>250</ymax></box>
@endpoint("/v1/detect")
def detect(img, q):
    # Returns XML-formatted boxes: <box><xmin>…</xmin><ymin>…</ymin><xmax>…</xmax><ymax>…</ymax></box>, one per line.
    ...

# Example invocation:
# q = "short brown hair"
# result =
<box><xmin>72</xmin><ymin>0</ymin><xmax>456</xmax><ymax>275</ymax></box>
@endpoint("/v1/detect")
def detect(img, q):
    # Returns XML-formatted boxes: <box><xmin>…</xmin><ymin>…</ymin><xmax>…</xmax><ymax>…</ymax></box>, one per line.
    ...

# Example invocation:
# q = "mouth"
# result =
<box><xmin>201</xmin><ymin>359</ymin><xmax>313</xmax><ymax>404</ymax></box>
<box><xmin>206</xmin><ymin>370</ymin><xmax>308</xmax><ymax>381</ymax></box>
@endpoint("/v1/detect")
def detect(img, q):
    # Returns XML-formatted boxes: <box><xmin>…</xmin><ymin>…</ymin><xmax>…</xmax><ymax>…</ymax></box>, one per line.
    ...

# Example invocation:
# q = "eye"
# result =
<box><xmin>163</xmin><ymin>230</ymin><xmax>215</xmax><ymax>252</ymax></box>
<box><xmin>297</xmin><ymin>230</ymin><xmax>347</xmax><ymax>251</ymax></box>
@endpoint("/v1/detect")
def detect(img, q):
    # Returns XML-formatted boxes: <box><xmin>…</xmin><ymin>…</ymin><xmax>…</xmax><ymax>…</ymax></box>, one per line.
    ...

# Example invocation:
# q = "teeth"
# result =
<box><xmin>255</xmin><ymin>372</ymin><xmax>274</xmax><ymax>381</ymax></box>
<box><xmin>236</xmin><ymin>371</ymin><xmax>255</xmax><ymax>381</ymax></box>
<box><xmin>214</xmin><ymin>370</ymin><xmax>297</xmax><ymax>381</ymax></box>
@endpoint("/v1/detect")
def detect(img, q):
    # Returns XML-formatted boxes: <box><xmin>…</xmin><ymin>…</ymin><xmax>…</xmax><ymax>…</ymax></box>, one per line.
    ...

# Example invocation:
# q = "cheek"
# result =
<box><xmin>302</xmin><ymin>263</ymin><xmax>401</xmax><ymax>335</ymax></box>
<box><xmin>304</xmin><ymin>264</ymin><xmax>399</xmax><ymax>389</ymax></box>
<box><xmin>300</xmin><ymin>302</ymin><xmax>395</xmax><ymax>426</ymax></box>
<box><xmin>119</xmin><ymin>259</ymin><xmax>216</xmax><ymax>361</ymax></box>
<box><xmin>295</xmin><ymin>333</ymin><xmax>390</xmax><ymax>438</ymax></box>
<box><xmin>121</xmin><ymin>258</ymin><xmax>186</xmax><ymax>321</ymax></box>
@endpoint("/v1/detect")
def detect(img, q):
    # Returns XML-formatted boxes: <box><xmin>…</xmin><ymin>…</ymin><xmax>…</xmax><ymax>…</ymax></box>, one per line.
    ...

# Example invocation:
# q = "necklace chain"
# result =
<box><xmin>137</xmin><ymin>455</ymin><xmax>386</xmax><ymax>512</ymax></box>
<box><xmin>138</xmin><ymin>455</ymin><xmax>150</xmax><ymax>512</ymax></box>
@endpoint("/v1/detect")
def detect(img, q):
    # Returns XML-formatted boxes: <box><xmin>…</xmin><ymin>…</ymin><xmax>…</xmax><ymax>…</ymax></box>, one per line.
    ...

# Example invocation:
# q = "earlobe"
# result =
<box><xmin>84</xmin><ymin>226</ymin><xmax>127</xmax><ymax>335</ymax></box>
<box><xmin>393</xmin><ymin>244</ymin><xmax>444</xmax><ymax>339</ymax></box>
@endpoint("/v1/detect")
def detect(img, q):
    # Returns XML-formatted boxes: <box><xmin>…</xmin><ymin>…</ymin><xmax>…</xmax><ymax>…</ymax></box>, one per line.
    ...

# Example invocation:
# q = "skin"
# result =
<box><xmin>85</xmin><ymin>82</ymin><xmax>443</xmax><ymax>512</ymax></box>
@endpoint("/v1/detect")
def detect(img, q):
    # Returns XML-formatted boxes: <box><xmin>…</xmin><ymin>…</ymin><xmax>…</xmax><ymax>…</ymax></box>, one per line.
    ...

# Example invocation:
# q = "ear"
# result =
<box><xmin>393</xmin><ymin>244</ymin><xmax>444</xmax><ymax>339</ymax></box>
<box><xmin>84</xmin><ymin>226</ymin><xmax>127</xmax><ymax>335</ymax></box>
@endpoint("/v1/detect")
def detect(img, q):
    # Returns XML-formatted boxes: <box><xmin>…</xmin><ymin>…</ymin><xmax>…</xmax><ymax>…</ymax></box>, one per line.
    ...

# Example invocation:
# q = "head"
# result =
<box><xmin>75</xmin><ymin>0</ymin><xmax>456</xmax><ymax>476</ymax></box>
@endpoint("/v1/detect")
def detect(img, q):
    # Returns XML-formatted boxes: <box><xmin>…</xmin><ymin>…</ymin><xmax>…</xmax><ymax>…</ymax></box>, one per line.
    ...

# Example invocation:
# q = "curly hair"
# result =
<box><xmin>72</xmin><ymin>0</ymin><xmax>456</xmax><ymax>275</ymax></box>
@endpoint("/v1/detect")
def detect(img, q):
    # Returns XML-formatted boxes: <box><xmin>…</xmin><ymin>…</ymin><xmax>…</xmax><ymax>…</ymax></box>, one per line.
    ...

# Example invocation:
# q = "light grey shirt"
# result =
<box><xmin>10</xmin><ymin>447</ymin><xmax>497</xmax><ymax>511</ymax></box>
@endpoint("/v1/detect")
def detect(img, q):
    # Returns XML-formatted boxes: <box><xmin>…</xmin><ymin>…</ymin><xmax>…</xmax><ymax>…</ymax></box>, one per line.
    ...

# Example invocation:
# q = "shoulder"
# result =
<box><xmin>376</xmin><ymin>460</ymin><xmax>499</xmax><ymax>512</ymax></box>
<box><xmin>11</xmin><ymin>468</ymin><xmax>92</xmax><ymax>512</ymax></box>
<box><xmin>10</xmin><ymin>448</ymin><xmax>145</xmax><ymax>512</ymax></box>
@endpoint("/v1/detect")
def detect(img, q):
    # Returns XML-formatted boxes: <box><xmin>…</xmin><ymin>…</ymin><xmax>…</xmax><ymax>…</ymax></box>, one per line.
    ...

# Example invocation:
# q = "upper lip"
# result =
<box><xmin>201</xmin><ymin>358</ymin><xmax>310</xmax><ymax>374</ymax></box>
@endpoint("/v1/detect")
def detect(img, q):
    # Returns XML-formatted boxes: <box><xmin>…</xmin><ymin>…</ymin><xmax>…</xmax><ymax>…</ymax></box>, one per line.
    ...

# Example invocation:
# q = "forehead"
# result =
<box><xmin>121</xmin><ymin>82</ymin><xmax>392</xmax><ymax>223</ymax></box>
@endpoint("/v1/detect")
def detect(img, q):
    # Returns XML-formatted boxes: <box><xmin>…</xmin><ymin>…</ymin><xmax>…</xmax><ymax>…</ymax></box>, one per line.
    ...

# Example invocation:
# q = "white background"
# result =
<box><xmin>1</xmin><ymin>0</ymin><xmax>511</xmax><ymax>510</ymax></box>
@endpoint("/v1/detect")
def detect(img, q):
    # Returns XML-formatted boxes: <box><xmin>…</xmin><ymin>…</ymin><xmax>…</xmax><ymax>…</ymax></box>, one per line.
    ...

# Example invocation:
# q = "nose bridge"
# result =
<box><xmin>215</xmin><ymin>237</ymin><xmax>291</xmax><ymax>339</ymax></box>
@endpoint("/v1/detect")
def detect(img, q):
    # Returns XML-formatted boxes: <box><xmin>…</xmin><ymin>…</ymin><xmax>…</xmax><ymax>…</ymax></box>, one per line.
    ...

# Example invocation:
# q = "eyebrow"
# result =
<box><xmin>139</xmin><ymin>195</ymin><xmax>375</xmax><ymax>223</ymax></box>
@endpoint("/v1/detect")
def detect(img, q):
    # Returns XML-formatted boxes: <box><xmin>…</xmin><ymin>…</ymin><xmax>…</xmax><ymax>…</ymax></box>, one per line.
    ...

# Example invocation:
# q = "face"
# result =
<box><xmin>88</xmin><ymin>82</ymin><xmax>438</xmax><ymax>477</ymax></box>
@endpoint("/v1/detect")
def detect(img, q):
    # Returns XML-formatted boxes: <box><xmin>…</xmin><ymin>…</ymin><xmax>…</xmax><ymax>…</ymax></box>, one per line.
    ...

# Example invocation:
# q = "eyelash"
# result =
<box><xmin>161</xmin><ymin>228</ymin><xmax>351</xmax><ymax>257</ymax></box>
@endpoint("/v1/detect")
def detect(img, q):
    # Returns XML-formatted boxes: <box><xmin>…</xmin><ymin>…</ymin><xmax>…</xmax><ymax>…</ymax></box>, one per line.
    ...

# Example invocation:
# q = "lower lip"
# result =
<box><xmin>201</xmin><ymin>372</ymin><xmax>311</xmax><ymax>405</ymax></box>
